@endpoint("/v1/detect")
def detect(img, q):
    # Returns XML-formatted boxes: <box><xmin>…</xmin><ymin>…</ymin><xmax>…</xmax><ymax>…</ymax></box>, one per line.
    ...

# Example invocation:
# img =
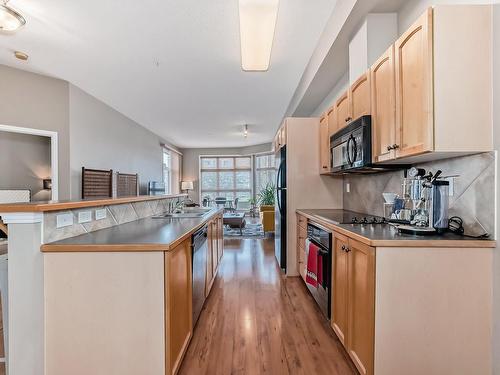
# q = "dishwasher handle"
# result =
<box><xmin>192</xmin><ymin>225</ymin><xmax>208</xmax><ymax>248</ymax></box>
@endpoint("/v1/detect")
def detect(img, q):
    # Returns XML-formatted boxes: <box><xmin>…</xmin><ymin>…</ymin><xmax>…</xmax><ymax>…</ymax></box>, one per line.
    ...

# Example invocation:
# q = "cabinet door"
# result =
<box><xmin>327</xmin><ymin>106</ymin><xmax>336</xmax><ymax>137</ymax></box>
<box><xmin>206</xmin><ymin>222</ymin><xmax>214</xmax><ymax>296</ymax></box>
<box><xmin>165</xmin><ymin>238</ymin><xmax>193</xmax><ymax>375</ymax></box>
<box><xmin>217</xmin><ymin>216</ymin><xmax>223</xmax><ymax>263</ymax></box>
<box><xmin>211</xmin><ymin>221</ymin><xmax>218</xmax><ymax>276</ymax></box>
<box><xmin>319</xmin><ymin>115</ymin><xmax>331</xmax><ymax>174</ymax></box>
<box><xmin>371</xmin><ymin>46</ymin><xmax>397</xmax><ymax>163</ymax></box>
<box><xmin>349</xmin><ymin>72</ymin><xmax>371</xmax><ymax>120</ymax></box>
<box><xmin>335</xmin><ymin>91</ymin><xmax>350</xmax><ymax>130</ymax></box>
<box><xmin>347</xmin><ymin>239</ymin><xmax>375</xmax><ymax>375</ymax></box>
<box><xmin>395</xmin><ymin>8</ymin><xmax>434</xmax><ymax>158</ymax></box>
<box><xmin>331</xmin><ymin>233</ymin><xmax>349</xmax><ymax>346</ymax></box>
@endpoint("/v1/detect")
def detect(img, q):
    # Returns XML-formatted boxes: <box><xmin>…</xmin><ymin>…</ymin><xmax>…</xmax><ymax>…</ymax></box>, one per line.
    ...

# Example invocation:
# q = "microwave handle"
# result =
<box><xmin>346</xmin><ymin>135</ymin><xmax>357</xmax><ymax>166</ymax></box>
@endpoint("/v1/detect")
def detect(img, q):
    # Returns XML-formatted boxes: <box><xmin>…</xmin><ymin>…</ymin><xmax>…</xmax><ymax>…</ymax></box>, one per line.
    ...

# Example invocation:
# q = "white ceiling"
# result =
<box><xmin>0</xmin><ymin>0</ymin><xmax>337</xmax><ymax>148</ymax></box>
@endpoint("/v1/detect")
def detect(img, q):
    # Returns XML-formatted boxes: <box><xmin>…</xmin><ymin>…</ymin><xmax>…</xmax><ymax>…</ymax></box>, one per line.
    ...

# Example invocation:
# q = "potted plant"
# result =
<box><xmin>257</xmin><ymin>182</ymin><xmax>275</xmax><ymax>212</ymax></box>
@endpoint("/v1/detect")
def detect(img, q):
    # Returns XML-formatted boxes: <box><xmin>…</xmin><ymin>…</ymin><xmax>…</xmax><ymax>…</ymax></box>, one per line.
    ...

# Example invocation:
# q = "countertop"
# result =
<box><xmin>297</xmin><ymin>209</ymin><xmax>496</xmax><ymax>248</ymax></box>
<box><xmin>41</xmin><ymin>208</ymin><xmax>223</xmax><ymax>252</ymax></box>
<box><xmin>0</xmin><ymin>193</ymin><xmax>188</xmax><ymax>213</ymax></box>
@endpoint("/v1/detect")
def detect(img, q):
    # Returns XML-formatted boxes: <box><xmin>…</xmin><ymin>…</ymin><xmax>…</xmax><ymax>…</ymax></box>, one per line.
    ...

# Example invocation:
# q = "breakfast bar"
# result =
<box><xmin>0</xmin><ymin>195</ymin><xmax>223</xmax><ymax>375</ymax></box>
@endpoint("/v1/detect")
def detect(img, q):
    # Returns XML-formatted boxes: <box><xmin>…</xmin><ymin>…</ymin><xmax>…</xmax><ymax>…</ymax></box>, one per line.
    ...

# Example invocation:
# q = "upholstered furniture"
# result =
<box><xmin>259</xmin><ymin>205</ymin><xmax>275</xmax><ymax>233</ymax></box>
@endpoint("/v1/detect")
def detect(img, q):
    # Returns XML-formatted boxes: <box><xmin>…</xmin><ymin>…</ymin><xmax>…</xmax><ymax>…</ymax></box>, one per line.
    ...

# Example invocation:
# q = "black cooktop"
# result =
<box><xmin>303</xmin><ymin>209</ymin><xmax>385</xmax><ymax>225</ymax></box>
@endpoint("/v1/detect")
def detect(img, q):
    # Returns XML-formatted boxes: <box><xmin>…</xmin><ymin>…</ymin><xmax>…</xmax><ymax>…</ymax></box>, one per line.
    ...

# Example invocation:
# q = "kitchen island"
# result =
<box><xmin>297</xmin><ymin>209</ymin><xmax>494</xmax><ymax>375</ymax></box>
<box><xmin>0</xmin><ymin>195</ymin><xmax>223</xmax><ymax>375</ymax></box>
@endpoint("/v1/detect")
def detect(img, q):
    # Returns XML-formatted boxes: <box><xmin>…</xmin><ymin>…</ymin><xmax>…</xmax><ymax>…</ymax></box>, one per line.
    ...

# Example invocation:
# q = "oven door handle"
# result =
<box><xmin>317</xmin><ymin>248</ymin><xmax>329</xmax><ymax>256</ymax></box>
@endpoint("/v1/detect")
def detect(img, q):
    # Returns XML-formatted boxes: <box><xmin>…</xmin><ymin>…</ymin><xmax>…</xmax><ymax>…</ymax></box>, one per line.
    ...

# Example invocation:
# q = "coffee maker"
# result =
<box><xmin>397</xmin><ymin>168</ymin><xmax>449</xmax><ymax>235</ymax></box>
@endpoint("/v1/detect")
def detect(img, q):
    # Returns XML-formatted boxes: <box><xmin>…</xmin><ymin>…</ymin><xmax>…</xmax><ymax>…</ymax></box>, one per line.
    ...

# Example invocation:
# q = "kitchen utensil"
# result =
<box><xmin>382</xmin><ymin>192</ymin><xmax>397</xmax><ymax>204</ymax></box>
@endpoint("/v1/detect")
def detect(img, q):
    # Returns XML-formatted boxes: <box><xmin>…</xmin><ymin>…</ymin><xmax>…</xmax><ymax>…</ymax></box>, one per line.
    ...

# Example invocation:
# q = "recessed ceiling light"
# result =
<box><xmin>14</xmin><ymin>51</ymin><xmax>28</xmax><ymax>61</ymax></box>
<box><xmin>243</xmin><ymin>124</ymin><xmax>248</xmax><ymax>138</ymax></box>
<box><xmin>239</xmin><ymin>0</ymin><xmax>279</xmax><ymax>72</ymax></box>
<box><xmin>0</xmin><ymin>1</ymin><xmax>26</xmax><ymax>32</ymax></box>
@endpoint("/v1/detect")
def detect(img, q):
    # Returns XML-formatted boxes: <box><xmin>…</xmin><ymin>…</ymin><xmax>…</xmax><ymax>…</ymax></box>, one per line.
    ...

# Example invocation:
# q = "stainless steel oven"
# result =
<box><xmin>306</xmin><ymin>223</ymin><xmax>332</xmax><ymax>320</ymax></box>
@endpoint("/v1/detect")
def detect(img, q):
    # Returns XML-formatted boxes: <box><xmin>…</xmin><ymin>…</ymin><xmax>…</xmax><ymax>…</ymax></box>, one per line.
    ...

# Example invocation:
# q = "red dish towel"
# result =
<box><xmin>306</xmin><ymin>239</ymin><xmax>319</xmax><ymax>288</ymax></box>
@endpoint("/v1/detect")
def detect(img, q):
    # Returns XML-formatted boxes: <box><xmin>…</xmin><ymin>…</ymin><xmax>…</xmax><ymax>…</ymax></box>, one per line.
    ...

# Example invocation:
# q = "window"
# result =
<box><xmin>163</xmin><ymin>148</ymin><xmax>181</xmax><ymax>194</ymax></box>
<box><xmin>200</xmin><ymin>156</ymin><xmax>252</xmax><ymax>202</ymax></box>
<box><xmin>255</xmin><ymin>153</ymin><xmax>276</xmax><ymax>194</ymax></box>
<box><xmin>163</xmin><ymin>150</ymin><xmax>172</xmax><ymax>194</ymax></box>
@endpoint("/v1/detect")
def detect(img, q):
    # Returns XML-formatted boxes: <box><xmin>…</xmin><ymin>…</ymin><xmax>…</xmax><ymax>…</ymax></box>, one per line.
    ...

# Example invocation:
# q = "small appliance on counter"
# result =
<box><xmin>385</xmin><ymin>167</ymin><xmax>452</xmax><ymax>236</ymax></box>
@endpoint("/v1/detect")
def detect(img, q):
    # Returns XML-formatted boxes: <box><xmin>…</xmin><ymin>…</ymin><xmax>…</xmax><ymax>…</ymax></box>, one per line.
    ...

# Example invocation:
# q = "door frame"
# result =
<box><xmin>0</xmin><ymin>124</ymin><xmax>59</xmax><ymax>200</ymax></box>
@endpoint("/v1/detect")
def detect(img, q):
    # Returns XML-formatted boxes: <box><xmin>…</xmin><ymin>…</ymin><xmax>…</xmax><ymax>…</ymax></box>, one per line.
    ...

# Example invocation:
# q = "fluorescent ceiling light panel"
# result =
<box><xmin>239</xmin><ymin>0</ymin><xmax>279</xmax><ymax>71</ymax></box>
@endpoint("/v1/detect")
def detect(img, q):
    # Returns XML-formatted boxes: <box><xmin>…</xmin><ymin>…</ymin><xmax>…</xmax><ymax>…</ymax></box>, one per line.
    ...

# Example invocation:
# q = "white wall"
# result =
<box><xmin>0</xmin><ymin>131</ymin><xmax>51</xmax><ymax>201</ymax></box>
<box><xmin>493</xmin><ymin>5</ymin><xmax>500</xmax><ymax>374</ymax></box>
<box><xmin>181</xmin><ymin>143</ymin><xmax>272</xmax><ymax>202</ymax></box>
<box><xmin>311</xmin><ymin>71</ymin><xmax>349</xmax><ymax>117</ymax></box>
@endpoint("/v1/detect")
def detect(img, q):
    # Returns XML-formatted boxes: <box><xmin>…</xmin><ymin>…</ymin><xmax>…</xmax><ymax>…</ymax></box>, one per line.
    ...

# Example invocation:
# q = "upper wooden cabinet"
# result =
<box><xmin>319</xmin><ymin>114</ymin><xmax>331</xmax><ymax>174</ymax></box>
<box><xmin>327</xmin><ymin>106</ymin><xmax>336</xmax><ymax>137</ymax></box>
<box><xmin>335</xmin><ymin>91</ymin><xmax>350</xmax><ymax>130</ymax></box>
<box><xmin>394</xmin><ymin>8</ymin><xmax>434</xmax><ymax>159</ymax></box>
<box><xmin>370</xmin><ymin>6</ymin><xmax>492</xmax><ymax>163</ymax></box>
<box><xmin>371</xmin><ymin>46</ymin><xmax>396</xmax><ymax>163</ymax></box>
<box><xmin>349</xmin><ymin>72</ymin><xmax>371</xmax><ymax>121</ymax></box>
<box><xmin>274</xmin><ymin>122</ymin><xmax>287</xmax><ymax>152</ymax></box>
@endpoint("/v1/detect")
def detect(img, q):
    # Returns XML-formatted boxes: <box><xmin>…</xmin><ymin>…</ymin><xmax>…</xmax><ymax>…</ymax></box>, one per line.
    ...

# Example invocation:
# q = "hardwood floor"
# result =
<box><xmin>178</xmin><ymin>237</ymin><xmax>357</xmax><ymax>375</ymax></box>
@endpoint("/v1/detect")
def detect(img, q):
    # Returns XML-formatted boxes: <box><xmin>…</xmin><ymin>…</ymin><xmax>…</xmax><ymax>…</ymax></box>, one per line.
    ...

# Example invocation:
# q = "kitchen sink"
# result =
<box><xmin>152</xmin><ymin>207</ymin><xmax>213</xmax><ymax>219</ymax></box>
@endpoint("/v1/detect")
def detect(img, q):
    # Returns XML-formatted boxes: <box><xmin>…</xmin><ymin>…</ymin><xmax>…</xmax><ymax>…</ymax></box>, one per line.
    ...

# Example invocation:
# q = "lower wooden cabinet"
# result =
<box><xmin>332</xmin><ymin>233</ymin><xmax>349</xmax><ymax>346</ymax></box>
<box><xmin>165</xmin><ymin>238</ymin><xmax>193</xmax><ymax>375</ymax></box>
<box><xmin>206</xmin><ymin>214</ymin><xmax>223</xmax><ymax>297</ymax></box>
<box><xmin>331</xmin><ymin>233</ymin><xmax>375</xmax><ymax>375</ymax></box>
<box><xmin>296</xmin><ymin>214</ymin><xmax>307</xmax><ymax>281</ymax></box>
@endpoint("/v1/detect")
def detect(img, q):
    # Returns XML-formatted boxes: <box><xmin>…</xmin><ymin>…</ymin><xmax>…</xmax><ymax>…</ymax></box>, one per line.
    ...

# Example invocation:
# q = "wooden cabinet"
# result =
<box><xmin>296</xmin><ymin>214</ymin><xmax>307</xmax><ymax>281</ymax></box>
<box><xmin>335</xmin><ymin>91</ymin><xmax>350</xmax><ymax>130</ymax></box>
<box><xmin>347</xmin><ymin>239</ymin><xmax>375</xmax><ymax>375</ymax></box>
<box><xmin>327</xmin><ymin>106</ymin><xmax>336</xmax><ymax>137</ymax></box>
<box><xmin>319</xmin><ymin>114</ymin><xmax>331</xmax><ymax>174</ymax></box>
<box><xmin>394</xmin><ymin>8</ymin><xmax>434</xmax><ymax>159</ymax></box>
<box><xmin>349</xmin><ymin>72</ymin><xmax>371</xmax><ymax>121</ymax></box>
<box><xmin>274</xmin><ymin>123</ymin><xmax>287</xmax><ymax>151</ymax></box>
<box><xmin>371</xmin><ymin>6</ymin><xmax>492</xmax><ymax>164</ymax></box>
<box><xmin>331</xmin><ymin>233</ymin><xmax>375</xmax><ymax>375</ymax></box>
<box><xmin>371</xmin><ymin>46</ymin><xmax>397</xmax><ymax>163</ymax></box>
<box><xmin>165</xmin><ymin>238</ymin><xmax>193</xmax><ymax>375</ymax></box>
<box><xmin>331</xmin><ymin>233</ymin><xmax>349</xmax><ymax>346</ymax></box>
<box><xmin>206</xmin><ymin>214</ymin><xmax>223</xmax><ymax>297</ymax></box>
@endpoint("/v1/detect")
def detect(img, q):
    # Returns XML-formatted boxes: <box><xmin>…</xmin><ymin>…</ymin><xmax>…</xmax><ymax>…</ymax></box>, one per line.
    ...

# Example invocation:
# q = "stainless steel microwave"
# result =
<box><xmin>329</xmin><ymin>116</ymin><xmax>405</xmax><ymax>174</ymax></box>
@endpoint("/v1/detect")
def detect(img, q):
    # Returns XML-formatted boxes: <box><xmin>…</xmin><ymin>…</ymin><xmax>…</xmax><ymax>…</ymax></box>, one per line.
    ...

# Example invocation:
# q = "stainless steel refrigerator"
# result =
<box><xmin>275</xmin><ymin>145</ymin><xmax>287</xmax><ymax>271</ymax></box>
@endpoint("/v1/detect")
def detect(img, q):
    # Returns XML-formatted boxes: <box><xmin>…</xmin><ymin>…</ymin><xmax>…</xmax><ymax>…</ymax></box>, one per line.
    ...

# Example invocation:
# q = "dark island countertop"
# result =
<box><xmin>297</xmin><ymin>209</ymin><xmax>495</xmax><ymax>248</ymax></box>
<box><xmin>41</xmin><ymin>208</ymin><xmax>223</xmax><ymax>253</ymax></box>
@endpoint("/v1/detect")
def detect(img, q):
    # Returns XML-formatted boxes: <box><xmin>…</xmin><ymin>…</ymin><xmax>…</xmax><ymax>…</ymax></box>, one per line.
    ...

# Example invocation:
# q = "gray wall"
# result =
<box><xmin>69</xmin><ymin>85</ymin><xmax>176</xmax><ymax>197</ymax></box>
<box><xmin>0</xmin><ymin>65</ymin><xmax>70</xmax><ymax>199</ymax></box>
<box><xmin>181</xmin><ymin>143</ymin><xmax>272</xmax><ymax>202</ymax></box>
<box><xmin>0</xmin><ymin>131</ymin><xmax>51</xmax><ymax>201</ymax></box>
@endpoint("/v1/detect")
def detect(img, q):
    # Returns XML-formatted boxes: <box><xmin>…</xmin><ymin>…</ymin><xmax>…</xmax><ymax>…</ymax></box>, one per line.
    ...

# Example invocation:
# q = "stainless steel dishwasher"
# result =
<box><xmin>191</xmin><ymin>225</ymin><xmax>208</xmax><ymax>326</ymax></box>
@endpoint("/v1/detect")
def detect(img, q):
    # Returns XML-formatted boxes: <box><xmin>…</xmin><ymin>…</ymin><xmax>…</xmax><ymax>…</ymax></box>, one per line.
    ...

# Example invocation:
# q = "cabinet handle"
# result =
<box><xmin>345</xmin><ymin>247</ymin><xmax>351</xmax><ymax>253</ymax></box>
<box><xmin>322</xmin><ymin>165</ymin><xmax>328</xmax><ymax>169</ymax></box>
<box><xmin>387</xmin><ymin>145</ymin><xmax>392</xmax><ymax>151</ymax></box>
<box><xmin>392</xmin><ymin>144</ymin><xmax>400</xmax><ymax>149</ymax></box>
<box><xmin>341</xmin><ymin>245</ymin><xmax>346</xmax><ymax>251</ymax></box>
